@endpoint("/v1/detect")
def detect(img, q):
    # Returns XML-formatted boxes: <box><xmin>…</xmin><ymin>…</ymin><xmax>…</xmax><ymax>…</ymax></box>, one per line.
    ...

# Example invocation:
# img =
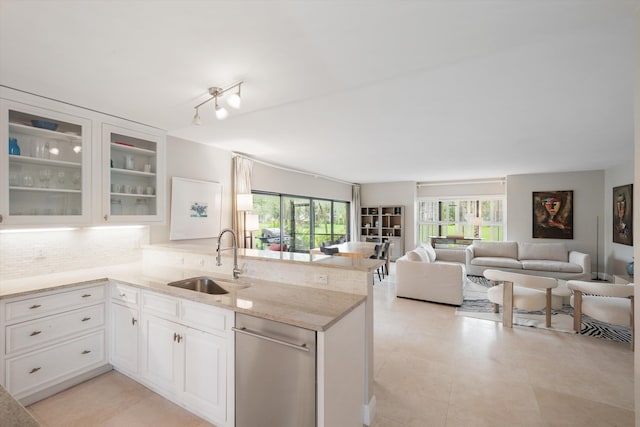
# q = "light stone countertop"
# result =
<box><xmin>0</xmin><ymin>263</ymin><xmax>366</xmax><ymax>332</ymax></box>
<box><xmin>0</xmin><ymin>384</ymin><xmax>40</xmax><ymax>427</ymax></box>
<box><xmin>146</xmin><ymin>243</ymin><xmax>384</xmax><ymax>272</ymax></box>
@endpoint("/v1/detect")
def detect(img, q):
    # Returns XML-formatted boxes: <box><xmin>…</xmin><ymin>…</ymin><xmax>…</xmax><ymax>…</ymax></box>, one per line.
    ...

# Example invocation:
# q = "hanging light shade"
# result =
<box><xmin>192</xmin><ymin>81</ymin><xmax>243</xmax><ymax>123</ymax></box>
<box><xmin>227</xmin><ymin>83</ymin><xmax>242</xmax><ymax>109</ymax></box>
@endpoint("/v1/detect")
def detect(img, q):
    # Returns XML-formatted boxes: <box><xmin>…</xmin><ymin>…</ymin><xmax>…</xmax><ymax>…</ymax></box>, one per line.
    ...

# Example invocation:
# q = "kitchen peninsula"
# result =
<box><xmin>0</xmin><ymin>247</ymin><xmax>382</xmax><ymax>427</ymax></box>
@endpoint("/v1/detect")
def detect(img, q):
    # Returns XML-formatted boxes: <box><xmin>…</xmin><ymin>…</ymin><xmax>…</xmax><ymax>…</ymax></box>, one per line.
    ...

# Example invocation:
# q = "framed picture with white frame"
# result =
<box><xmin>169</xmin><ymin>177</ymin><xmax>223</xmax><ymax>240</ymax></box>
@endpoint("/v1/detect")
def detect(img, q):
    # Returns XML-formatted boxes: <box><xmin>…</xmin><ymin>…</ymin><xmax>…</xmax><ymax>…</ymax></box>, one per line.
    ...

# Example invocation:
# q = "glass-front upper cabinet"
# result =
<box><xmin>0</xmin><ymin>100</ymin><xmax>92</xmax><ymax>225</ymax></box>
<box><xmin>102</xmin><ymin>123</ymin><xmax>165</xmax><ymax>223</ymax></box>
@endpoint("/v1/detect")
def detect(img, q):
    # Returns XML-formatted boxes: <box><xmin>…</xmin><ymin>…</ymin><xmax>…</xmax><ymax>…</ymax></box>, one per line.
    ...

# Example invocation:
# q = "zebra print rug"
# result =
<box><xmin>459</xmin><ymin>276</ymin><xmax>631</xmax><ymax>344</ymax></box>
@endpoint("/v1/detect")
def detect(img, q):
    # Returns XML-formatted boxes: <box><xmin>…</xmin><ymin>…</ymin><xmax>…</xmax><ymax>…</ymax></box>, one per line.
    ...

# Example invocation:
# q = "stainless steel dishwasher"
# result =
<box><xmin>234</xmin><ymin>313</ymin><xmax>316</xmax><ymax>427</ymax></box>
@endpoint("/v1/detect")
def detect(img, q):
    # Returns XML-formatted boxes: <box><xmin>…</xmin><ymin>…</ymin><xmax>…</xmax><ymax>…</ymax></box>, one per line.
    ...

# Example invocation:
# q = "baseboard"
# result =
<box><xmin>363</xmin><ymin>394</ymin><xmax>377</xmax><ymax>426</ymax></box>
<box><xmin>19</xmin><ymin>364</ymin><xmax>113</xmax><ymax>406</ymax></box>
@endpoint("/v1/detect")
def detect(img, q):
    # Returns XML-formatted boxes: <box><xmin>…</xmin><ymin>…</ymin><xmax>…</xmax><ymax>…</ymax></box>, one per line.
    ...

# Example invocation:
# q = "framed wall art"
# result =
<box><xmin>613</xmin><ymin>184</ymin><xmax>633</xmax><ymax>246</ymax></box>
<box><xmin>169</xmin><ymin>177</ymin><xmax>223</xmax><ymax>240</ymax></box>
<box><xmin>532</xmin><ymin>190</ymin><xmax>573</xmax><ymax>239</ymax></box>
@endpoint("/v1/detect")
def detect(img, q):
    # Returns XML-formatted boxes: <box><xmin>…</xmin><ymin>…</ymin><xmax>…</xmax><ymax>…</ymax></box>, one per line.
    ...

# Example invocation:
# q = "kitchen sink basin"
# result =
<box><xmin>167</xmin><ymin>277</ymin><xmax>230</xmax><ymax>295</ymax></box>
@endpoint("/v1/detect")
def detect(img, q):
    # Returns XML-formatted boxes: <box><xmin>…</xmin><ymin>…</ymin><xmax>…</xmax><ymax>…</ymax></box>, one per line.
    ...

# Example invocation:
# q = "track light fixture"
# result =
<box><xmin>192</xmin><ymin>81</ymin><xmax>243</xmax><ymax>125</ymax></box>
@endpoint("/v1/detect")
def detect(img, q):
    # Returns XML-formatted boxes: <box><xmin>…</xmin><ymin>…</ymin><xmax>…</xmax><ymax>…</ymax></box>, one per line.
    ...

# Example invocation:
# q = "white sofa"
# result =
<box><xmin>396</xmin><ymin>244</ymin><xmax>465</xmax><ymax>305</ymax></box>
<box><xmin>465</xmin><ymin>241</ymin><xmax>590</xmax><ymax>280</ymax></box>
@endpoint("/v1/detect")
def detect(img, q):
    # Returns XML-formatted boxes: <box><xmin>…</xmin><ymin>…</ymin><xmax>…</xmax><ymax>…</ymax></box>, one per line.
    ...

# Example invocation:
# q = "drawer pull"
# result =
<box><xmin>30</xmin><ymin>331</ymin><xmax>42</xmax><ymax>336</ymax></box>
<box><xmin>81</xmin><ymin>317</ymin><xmax>91</xmax><ymax>322</ymax></box>
<box><xmin>29</xmin><ymin>304</ymin><xmax>42</xmax><ymax>310</ymax></box>
<box><xmin>29</xmin><ymin>367</ymin><xmax>41</xmax><ymax>374</ymax></box>
<box><xmin>120</xmin><ymin>293</ymin><xmax>126</xmax><ymax>297</ymax></box>
<box><xmin>132</xmin><ymin>317</ymin><xmax>137</xmax><ymax>326</ymax></box>
<box><xmin>81</xmin><ymin>350</ymin><xmax>91</xmax><ymax>355</ymax></box>
<box><xmin>81</xmin><ymin>294</ymin><xmax>92</xmax><ymax>298</ymax></box>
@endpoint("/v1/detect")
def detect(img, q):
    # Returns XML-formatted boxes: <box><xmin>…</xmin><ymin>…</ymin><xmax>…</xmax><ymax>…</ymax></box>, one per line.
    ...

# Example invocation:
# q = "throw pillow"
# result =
<box><xmin>423</xmin><ymin>244</ymin><xmax>437</xmax><ymax>262</ymax></box>
<box><xmin>406</xmin><ymin>250</ymin><xmax>422</xmax><ymax>262</ymax></box>
<box><xmin>413</xmin><ymin>246</ymin><xmax>430</xmax><ymax>262</ymax></box>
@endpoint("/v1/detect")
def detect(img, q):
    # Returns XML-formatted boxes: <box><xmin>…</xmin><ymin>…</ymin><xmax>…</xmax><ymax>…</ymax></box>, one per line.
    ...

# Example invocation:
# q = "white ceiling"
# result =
<box><xmin>1</xmin><ymin>1</ymin><xmax>637</xmax><ymax>184</ymax></box>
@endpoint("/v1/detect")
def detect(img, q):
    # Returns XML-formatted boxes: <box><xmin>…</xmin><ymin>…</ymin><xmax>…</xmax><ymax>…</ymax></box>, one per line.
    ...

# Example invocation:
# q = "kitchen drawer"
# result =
<box><xmin>5</xmin><ymin>284</ymin><xmax>106</xmax><ymax>324</ymax></box>
<box><xmin>6</xmin><ymin>330</ymin><xmax>106</xmax><ymax>398</ymax></box>
<box><xmin>142</xmin><ymin>291</ymin><xmax>179</xmax><ymax>321</ymax></box>
<box><xmin>181</xmin><ymin>300</ymin><xmax>230</xmax><ymax>336</ymax></box>
<box><xmin>6</xmin><ymin>304</ymin><xmax>105</xmax><ymax>355</ymax></box>
<box><xmin>111</xmin><ymin>282</ymin><xmax>139</xmax><ymax>306</ymax></box>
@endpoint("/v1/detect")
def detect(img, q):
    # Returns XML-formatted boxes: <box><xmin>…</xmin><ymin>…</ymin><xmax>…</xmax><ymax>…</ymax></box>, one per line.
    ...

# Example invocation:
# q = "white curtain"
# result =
<box><xmin>351</xmin><ymin>184</ymin><xmax>361</xmax><ymax>242</ymax></box>
<box><xmin>233</xmin><ymin>156</ymin><xmax>253</xmax><ymax>248</ymax></box>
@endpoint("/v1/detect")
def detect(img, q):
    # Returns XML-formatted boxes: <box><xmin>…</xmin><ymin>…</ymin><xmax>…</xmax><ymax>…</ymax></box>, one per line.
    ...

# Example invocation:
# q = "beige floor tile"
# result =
<box><xmin>534</xmin><ymin>386</ymin><xmax>634</xmax><ymax>427</ymax></box>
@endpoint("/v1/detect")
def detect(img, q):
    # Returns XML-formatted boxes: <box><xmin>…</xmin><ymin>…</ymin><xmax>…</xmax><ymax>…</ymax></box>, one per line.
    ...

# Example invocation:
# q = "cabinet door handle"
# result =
<box><xmin>29</xmin><ymin>367</ymin><xmax>41</xmax><ymax>374</ymax></box>
<box><xmin>81</xmin><ymin>294</ymin><xmax>91</xmax><ymax>298</ymax></box>
<box><xmin>30</xmin><ymin>331</ymin><xmax>42</xmax><ymax>336</ymax></box>
<box><xmin>132</xmin><ymin>317</ymin><xmax>137</xmax><ymax>326</ymax></box>
<box><xmin>81</xmin><ymin>317</ymin><xmax>91</xmax><ymax>322</ymax></box>
<box><xmin>177</xmin><ymin>334</ymin><xmax>182</xmax><ymax>343</ymax></box>
<box><xmin>104</xmin><ymin>214</ymin><xmax>108</xmax><ymax>221</ymax></box>
<box><xmin>81</xmin><ymin>350</ymin><xmax>91</xmax><ymax>355</ymax></box>
<box><xmin>120</xmin><ymin>293</ymin><xmax>126</xmax><ymax>297</ymax></box>
<box><xmin>0</xmin><ymin>214</ymin><xmax>3</xmax><ymax>223</ymax></box>
<box><xmin>29</xmin><ymin>304</ymin><xmax>42</xmax><ymax>310</ymax></box>
<box><xmin>173</xmin><ymin>332</ymin><xmax>178</xmax><ymax>342</ymax></box>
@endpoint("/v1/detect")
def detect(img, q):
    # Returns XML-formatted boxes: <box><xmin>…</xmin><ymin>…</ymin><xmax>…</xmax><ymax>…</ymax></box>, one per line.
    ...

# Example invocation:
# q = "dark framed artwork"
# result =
<box><xmin>613</xmin><ymin>184</ymin><xmax>633</xmax><ymax>246</ymax></box>
<box><xmin>532</xmin><ymin>190</ymin><xmax>574</xmax><ymax>239</ymax></box>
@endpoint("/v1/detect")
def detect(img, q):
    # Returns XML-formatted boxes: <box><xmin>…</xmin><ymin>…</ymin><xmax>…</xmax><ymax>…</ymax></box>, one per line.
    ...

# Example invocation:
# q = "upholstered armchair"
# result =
<box><xmin>484</xmin><ymin>269</ymin><xmax>558</xmax><ymax>327</ymax></box>
<box><xmin>567</xmin><ymin>280</ymin><xmax>634</xmax><ymax>349</ymax></box>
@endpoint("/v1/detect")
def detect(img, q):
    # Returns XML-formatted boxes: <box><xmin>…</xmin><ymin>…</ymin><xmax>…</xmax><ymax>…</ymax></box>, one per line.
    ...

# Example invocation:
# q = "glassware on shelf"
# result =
<box><xmin>23</xmin><ymin>174</ymin><xmax>34</xmax><ymax>187</ymax></box>
<box><xmin>56</xmin><ymin>170</ymin><xmax>65</xmax><ymax>188</ymax></box>
<box><xmin>9</xmin><ymin>138</ymin><xmax>20</xmax><ymax>155</ymax></box>
<box><xmin>39</xmin><ymin>169</ymin><xmax>52</xmax><ymax>188</ymax></box>
<box><xmin>35</xmin><ymin>141</ymin><xmax>50</xmax><ymax>159</ymax></box>
<box><xmin>72</xmin><ymin>171</ymin><xmax>81</xmax><ymax>190</ymax></box>
<box><xmin>111</xmin><ymin>198</ymin><xmax>123</xmax><ymax>215</ymax></box>
<box><xmin>9</xmin><ymin>172</ymin><xmax>19</xmax><ymax>186</ymax></box>
<box><xmin>135</xmin><ymin>198</ymin><xmax>149</xmax><ymax>215</ymax></box>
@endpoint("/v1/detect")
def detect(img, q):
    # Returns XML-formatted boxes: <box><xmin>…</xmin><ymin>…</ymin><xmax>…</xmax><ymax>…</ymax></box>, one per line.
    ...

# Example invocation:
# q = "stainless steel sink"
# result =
<box><xmin>167</xmin><ymin>277</ymin><xmax>230</xmax><ymax>295</ymax></box>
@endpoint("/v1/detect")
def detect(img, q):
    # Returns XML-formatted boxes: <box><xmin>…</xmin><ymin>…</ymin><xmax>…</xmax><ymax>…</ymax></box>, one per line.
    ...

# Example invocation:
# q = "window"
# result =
<box><xmin>417</xmin><ymin>197</ymin><xmax>504</xmax><ymax>242</ymax></box>
<box><xmin>252</xmin><ymin>192</ymin><xmax>349</xmax><ymax>252</ymax></box>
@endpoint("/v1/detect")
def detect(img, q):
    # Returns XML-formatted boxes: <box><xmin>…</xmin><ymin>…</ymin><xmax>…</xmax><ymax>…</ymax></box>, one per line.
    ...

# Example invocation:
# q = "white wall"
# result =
<box><xmin>604</xmin><ymin>159</ymin><xmax>635</xmax><ymax>276</ymax></box>
<box><xmin>360</xmin><ymin>181</ymin><xmax>416</xmax><ymax>253</ymax></box>
<box><xmin>506</xmin><ymin>170</ymin><xmax>605</xmax><ymax>274</ymax></box>
<box><xmin>252</xmin><ymin>162</ymin><xmax>352</xmax><ymax>201</ymax></box>
<box><xmin>149</xmin><ymin>136</ymin><xmax>233</xmax><ymax>244</ymax></box>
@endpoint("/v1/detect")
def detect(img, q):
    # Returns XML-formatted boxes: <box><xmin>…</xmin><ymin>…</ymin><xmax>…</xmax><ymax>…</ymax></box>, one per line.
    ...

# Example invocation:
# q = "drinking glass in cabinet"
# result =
<box><xmin>56</xmin><ymin>171</ymin><xmax>65</xmax><ymax>188</ymax></box>
<box><xmin>135</xmin><ymin>199</ymin><xmax>149</xmax><ymax>215</ymax></box>
<box><xmin>125</xmin><ymin>154</ymin><xmax>135</xmax><ymax>170</ymax></box>
<box><xmin>111</xmin><ymin>198</ymin><xmax>123</xmax><ymax>215</ymax></box>
<box><xmin>39</xmin><ymin>169</ymin><xmax>52</xmax><ymax>188</ymax></box>
<box><xmin>72</xmin><ymin>171</ymin><xmax>81</xmax><ymax>190</ymax></box>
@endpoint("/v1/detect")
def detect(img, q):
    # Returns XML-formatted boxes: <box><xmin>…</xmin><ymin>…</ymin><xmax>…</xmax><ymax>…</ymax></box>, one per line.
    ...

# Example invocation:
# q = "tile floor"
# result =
<box><xmin>26</xmin><ymin>266</ymin><xmax>635</xmax><ymax>427</ymax></box>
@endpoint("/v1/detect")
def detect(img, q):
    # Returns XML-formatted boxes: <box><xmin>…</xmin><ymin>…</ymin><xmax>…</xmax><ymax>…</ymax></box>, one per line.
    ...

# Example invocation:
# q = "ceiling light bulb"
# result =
<box><xmin>192</xmin><ymin>108</ymin><xmax>201</xmax><ymax>125</ymax></box>
<box><xmin>227</xmin><ymin>92</ymin><xmax>241</xmax><ymax>109</ymax></box>
<box><xmin>215</xmin><ymin>97</ymin><xmax>228</xmax><ymax>120</ymax></box>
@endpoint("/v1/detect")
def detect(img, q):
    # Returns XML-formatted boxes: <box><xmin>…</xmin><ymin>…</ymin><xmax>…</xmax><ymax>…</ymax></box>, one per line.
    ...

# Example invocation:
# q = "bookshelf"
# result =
<box><xmin>360</xmin><ymin>205</ymin><xmax>404</xmax><ymax>260</ymax></box>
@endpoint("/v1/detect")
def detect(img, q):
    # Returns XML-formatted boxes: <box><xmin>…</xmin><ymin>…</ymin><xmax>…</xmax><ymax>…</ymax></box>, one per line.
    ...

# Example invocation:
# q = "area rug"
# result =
<box><xmin>457</xmin><ymin>276</ymin><xmax>631</xmax><ymax>343</ymax></box>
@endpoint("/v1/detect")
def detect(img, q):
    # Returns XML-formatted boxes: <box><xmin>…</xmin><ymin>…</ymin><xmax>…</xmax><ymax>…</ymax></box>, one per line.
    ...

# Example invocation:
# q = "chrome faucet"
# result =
<box><xmin>216</xmin><ymin>228</ymin><xmax>241</xmax><ymax>279</ymax></box>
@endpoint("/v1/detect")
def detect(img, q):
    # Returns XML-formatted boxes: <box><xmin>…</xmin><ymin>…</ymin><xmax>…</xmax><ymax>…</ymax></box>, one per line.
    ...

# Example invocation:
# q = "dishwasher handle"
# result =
<box><xmin>232</xmin><ymin>326</ymin><xmax>310</xmax><ymax>352</ymax></box>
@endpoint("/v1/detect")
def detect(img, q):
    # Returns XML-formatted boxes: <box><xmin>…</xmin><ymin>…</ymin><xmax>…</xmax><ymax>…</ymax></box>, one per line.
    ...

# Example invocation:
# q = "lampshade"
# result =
<box><xmin>237</xmin><ymin>193</ymin><xmax>253</xmax><ymax>211</ymax></box>
<box><xmin>215</xmin><ymin>103</ymin><xmax>228</xmax><ymax>120</ymax></box>
<box><xmin>227</xmin><ymin>92</ymin><xmax>241</xmax><ymax>109</ymax></box>
<box><xmin>245</xmin><ymin>214</ymin><xmax>259</xmax><ymax>232</ymax></box>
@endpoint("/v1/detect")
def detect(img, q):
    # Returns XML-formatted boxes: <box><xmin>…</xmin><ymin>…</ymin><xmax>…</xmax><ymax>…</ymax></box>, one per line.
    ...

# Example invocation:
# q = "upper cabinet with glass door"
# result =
<box><xmin>0</xmin><ymin>100</ymin><xmax>92</xmax><ymax>226</ymax></box>
<box><xmin>102</xmin><ymin>123</ymin><xmax>165</xmax><ymax>223</ymax></box>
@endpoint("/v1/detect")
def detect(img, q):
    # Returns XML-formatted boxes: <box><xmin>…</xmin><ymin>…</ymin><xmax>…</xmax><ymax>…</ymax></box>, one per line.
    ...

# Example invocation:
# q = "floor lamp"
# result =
<box><xmin>237</xmin><ymin>193</ymin><xmax>253</xmax><ymax>248</ymax></box>
<box><xmin>245</xmin><ymin>214</ymin><xmax>259</xmax><ymax>249</ymax></box>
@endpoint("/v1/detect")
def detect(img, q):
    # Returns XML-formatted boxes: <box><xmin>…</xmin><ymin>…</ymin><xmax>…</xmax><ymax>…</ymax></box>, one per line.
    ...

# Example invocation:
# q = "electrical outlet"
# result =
<box><xmin>315</xmin><ymin>274</ymin><xmax>328</xmax><ymax>285</ymax></box>
<box><xmin>34</xmin><ymin>245</ymin><xmax>46</xmax><ymax>259</ymax></box>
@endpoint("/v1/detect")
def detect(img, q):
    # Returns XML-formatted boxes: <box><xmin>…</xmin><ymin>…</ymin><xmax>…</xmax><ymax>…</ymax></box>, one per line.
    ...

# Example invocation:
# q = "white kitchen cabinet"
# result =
<box><xmin>1</xmin><ymin>282</ymin><xmax>109</xmax><ymax>403</ymax></box>
<box><xmin>0</xmin><ymin>99</ymin><xmax>92</xmax><ymax>225</ymax></box>
<box><xmin>109</xmin><ymin>282</ymin><xmax>140</xmax><ymax>376</ymax></box>
<box><xmin>101</xmin><ymin>123</ymin><xmax>166</xmax><ymax>224</ymax></box>
<box><xmin>0</xmin><ymin>87</ymin><xmax>166</xmax><ymax>227</ymax></box>
<box><xmin>139</xmin><ymin>291</ymin><xmax>233</xmax><ymax>427</ymax></box>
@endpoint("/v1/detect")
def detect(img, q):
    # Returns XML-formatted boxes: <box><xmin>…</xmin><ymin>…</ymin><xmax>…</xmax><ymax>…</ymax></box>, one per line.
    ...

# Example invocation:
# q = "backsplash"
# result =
<box><xmin>0</xmin><ymin>227</ymin><xmax>149</xmax><ymax>280</ymax></box>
